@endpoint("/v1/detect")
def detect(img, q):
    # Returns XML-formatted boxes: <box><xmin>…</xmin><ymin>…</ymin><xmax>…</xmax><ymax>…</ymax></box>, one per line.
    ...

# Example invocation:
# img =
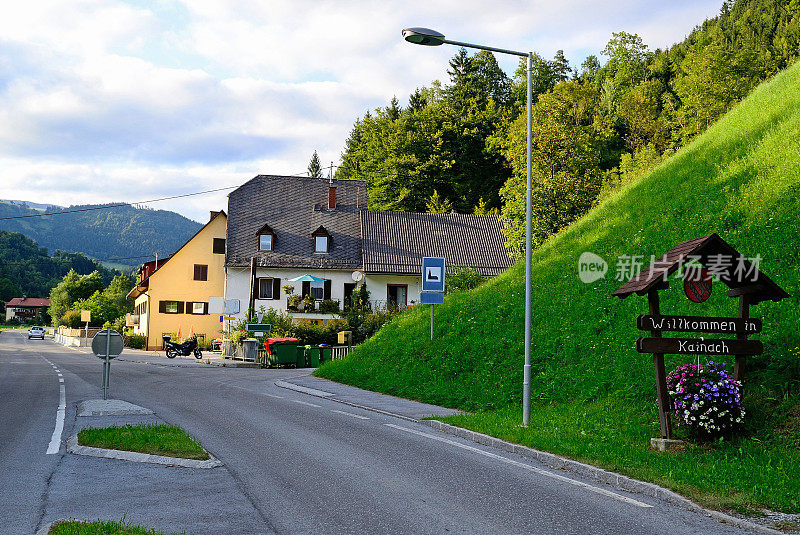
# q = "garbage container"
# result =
<box><xmin>264</xmin><ymin>338</ymin><xmax>300</xmax><ymax>367</ymax></box>
<box><xmin>242</xmin><ymin>339</ymin><xmax>258</xmax><ymax>361</ymax></box>
<box><xmin>306</xmin><ymin>345</ymin><xmax>321</xmax><ymax>367</ymax></box>
<box><xmin>296</xmin><ymin>345</ymin><xmax>307</xmax><ymax>368</ymax></box>
<box><xmin>319</xmin><ymin>344</ymin><xmax>332</xmax><ymax>364</ymax></box>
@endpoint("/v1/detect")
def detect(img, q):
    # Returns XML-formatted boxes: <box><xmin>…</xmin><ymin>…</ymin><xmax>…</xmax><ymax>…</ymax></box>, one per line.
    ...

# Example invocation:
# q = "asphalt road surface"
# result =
<box><xmin>0</xmin><ymin>330</ymin><xmax>761</xmax><ymax>534</ymax></box>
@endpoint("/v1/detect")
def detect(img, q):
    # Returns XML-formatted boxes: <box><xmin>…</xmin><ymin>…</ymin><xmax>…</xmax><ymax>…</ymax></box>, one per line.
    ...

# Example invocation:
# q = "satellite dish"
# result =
<box><xmin>351</xmin><ymin>271</ymin><xmax>364</xmax><ymax>282</ymax></box>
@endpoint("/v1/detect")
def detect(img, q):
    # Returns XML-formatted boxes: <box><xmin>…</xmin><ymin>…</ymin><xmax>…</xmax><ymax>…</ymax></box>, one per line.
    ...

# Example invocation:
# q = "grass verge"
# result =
<box><xmin>439</xmin><ymin>400</ymin><xmax>800</xmax><ymax>513</ymax></box>
<box><xmin>77</xmin><ymin>424</ymin><xmax>209</xmax><ymax>460</ymax></box>
<box><xmin>49</xmin><ymin>519</ymin><xmax>184</xmax><ymax>534</ymax></box>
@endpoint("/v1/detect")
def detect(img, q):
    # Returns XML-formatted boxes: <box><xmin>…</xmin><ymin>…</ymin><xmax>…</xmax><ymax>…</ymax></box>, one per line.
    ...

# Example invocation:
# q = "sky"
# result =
<box><xmin>0</xmin><ymin>0</ymin><xmax>724</xmax><ymax>223</ymax></box>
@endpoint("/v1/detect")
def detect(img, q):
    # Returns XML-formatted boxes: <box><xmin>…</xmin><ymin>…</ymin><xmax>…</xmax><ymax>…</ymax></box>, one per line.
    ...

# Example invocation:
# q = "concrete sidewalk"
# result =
<box><xmin>276</xmin><ymin>373</ymin><xmax>461</xmax><ymax>420</ymax></box>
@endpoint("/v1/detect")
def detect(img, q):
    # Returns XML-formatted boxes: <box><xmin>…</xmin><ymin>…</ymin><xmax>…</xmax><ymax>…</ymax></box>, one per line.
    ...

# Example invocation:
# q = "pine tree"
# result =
<box><xmin>308</xmin><ymin>150</ymin><xmax>323</xmax><ymax>178</ymax></box>
<box><xmin>426</xmin><ymin>190</ymin><xmax>453</xmax><ymax>214</ymax></box>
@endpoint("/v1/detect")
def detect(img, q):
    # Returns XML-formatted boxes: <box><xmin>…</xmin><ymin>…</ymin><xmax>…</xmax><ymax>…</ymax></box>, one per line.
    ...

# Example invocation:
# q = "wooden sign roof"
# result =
<box><xmin>612</xmin><ymin>233</ymin><xmax>789</xmax><ymax>304</ymax></box>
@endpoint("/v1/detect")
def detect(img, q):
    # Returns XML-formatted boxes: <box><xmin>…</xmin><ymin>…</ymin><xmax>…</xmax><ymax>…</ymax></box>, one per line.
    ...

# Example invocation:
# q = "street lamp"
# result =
<box><xmin>402</xmin><ymin>27</ymin><xmax>534</xmax><ymax>426</ymax></box>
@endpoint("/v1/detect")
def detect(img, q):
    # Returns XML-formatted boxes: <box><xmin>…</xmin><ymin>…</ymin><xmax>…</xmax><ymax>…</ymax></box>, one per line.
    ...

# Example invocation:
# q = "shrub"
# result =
<box><xmin>127</xmin><ymin>334</ymin><xmax>146</xmax><ymax>349</ymax></box>
<box><xmin>446</xmin><ymin>265</ymin><xmax>485</xmax><ymax>295</ymax></box>
<box><xmin>61</xmin><ymin>309</ymin><xmax>83</xmax><ymax>329</ymax></box>
<box><xmin>667</xmin><ymin>361</ymin><xmax>745</xmax><ymax>439</ymax></box>
<box><xmin>257</xmin><ymin>307</ymin><xmax>294</xmax><ymax>337</ymax></box>
<box><xmin>292</xmin><ymin>321</ymin><xmax>346</xmax><ymax>345</ymax></box>
<box><xmin>318</xmin><ymin>299</ymin><xmax>340</xmax><ymax>314</ymax></box>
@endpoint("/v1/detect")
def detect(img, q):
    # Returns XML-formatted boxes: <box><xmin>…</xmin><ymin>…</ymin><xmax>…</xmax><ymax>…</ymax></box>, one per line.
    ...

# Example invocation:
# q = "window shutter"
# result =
<box><xmin>302</xmin><ymin>281</ymin><xmax>311</xmax><ymax>298</ymax></box>
<box><xmin>177</xmin><ymin>302</ymin><xmax>185</xmax><ymax>314</ymax></box>
<box><xmin>186</xmin><ymin>301</ymin><xmax>194</xmax><ymax>313</ymax></box>
<box><xmin>273</xmin><ymin>278</ymin><xmax>281</xmax><ymax>300</ymax></box>
<box><xmin>159</xmin><ymin>301</ymin><xmax>166</xmax><ymax>313</ymax></box>
<box><xmin>203</xmin><ymin>302</ymin><xmax>209</xmax><ymax>314</ymax></box>
<box><xmin>324</xmin><ymin>279</ymin><xmax>331</xmax><ymax>300</ymax></box>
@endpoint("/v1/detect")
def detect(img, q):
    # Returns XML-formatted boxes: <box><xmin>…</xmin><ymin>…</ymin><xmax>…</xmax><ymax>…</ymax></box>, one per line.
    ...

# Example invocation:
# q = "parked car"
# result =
<box><xmin>28</xmin><ymin>326</ymin><xmax>45</xmax><ymax>339</ymax></box>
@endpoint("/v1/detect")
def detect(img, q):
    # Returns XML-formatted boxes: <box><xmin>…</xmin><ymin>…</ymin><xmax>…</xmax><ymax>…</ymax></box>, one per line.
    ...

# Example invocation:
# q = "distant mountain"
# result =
<box><xmin>0</xmin><ymin>201</ymin><xmax>203</xmax><ymax>265</ymax></box>
<box><xmin>0</xmin><ymin>200</ymin><xmax>63</xmax><ymax>212</ymax></box>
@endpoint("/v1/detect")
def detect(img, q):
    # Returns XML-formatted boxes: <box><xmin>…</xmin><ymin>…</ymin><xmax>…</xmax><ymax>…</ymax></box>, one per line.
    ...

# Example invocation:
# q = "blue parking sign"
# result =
<box><xmin>421</xmin><ymin>257</ymin><xmax>446</xmax><ymax>292</ymax></box>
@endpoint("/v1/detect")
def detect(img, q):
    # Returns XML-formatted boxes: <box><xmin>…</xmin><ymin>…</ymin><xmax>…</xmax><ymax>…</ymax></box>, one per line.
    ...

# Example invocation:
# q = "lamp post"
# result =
<box><xmin>402</xmin><ymin>27</ymin><xmax>534</xmax><ymax>426</ymax></box>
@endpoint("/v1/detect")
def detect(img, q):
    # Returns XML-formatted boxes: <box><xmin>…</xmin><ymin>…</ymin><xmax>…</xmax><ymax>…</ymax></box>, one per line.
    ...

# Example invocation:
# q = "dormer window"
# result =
<box><xmin>312</xmin><ymin>226</ymin><xmax>331</xmax><ymax>254</ymax></box>
<box><xmin>257</xmin><ymin>224</ymin><xmax>275</xmax><ymax>252</ymax></box>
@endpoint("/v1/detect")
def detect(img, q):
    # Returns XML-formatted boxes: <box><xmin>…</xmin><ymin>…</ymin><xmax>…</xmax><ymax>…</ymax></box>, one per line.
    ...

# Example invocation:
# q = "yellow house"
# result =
<box><xmin>128</xmin><ymin>211</ymin><xmax>227</xmax><ymax>350</ymax></box>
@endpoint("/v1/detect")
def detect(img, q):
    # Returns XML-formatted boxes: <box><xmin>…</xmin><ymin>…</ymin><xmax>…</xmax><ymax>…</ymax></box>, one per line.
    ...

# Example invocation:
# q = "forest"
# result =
<box><xmin>0</xmin><ymin>229</ymin><xmax>118</xmax><ymax>303</ymax></box>
<box><xmin>335</xmin><ymin>0</ymin><xmax>800</xmax><ymax>255</ymax></box>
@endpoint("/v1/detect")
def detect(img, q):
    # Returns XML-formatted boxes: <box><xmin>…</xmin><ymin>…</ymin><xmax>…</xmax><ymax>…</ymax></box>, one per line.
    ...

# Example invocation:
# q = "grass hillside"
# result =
<box><xmin>317</xmin><ymin>61</ymin><xmax>800</xmax><ymax>514</ymax></box>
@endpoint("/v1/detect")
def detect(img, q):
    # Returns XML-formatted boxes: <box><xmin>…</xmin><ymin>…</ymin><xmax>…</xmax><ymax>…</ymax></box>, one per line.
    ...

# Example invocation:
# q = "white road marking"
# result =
<box><xmin>384</xmin><ymin>424</ymin><xmax>653</xmax><ymax>509</ymax></box>
<box><xmin>264</xmin><ymin>393</ymin><xmax>284</xmax><ymax>399</ymax></box>
<box><xmin>289</xmin><ymin>399</ymin><xmax>321</xmax><ymax>408</ymax></box>
<box><xmin>332</xmin><ymin>409</ymin><xmax>369</xmax><ymax>420</ymax></box>
<box><xmin>46</xmin><ymin>383</ymin><xmax>66</xmax><ymax>455</ymax></box>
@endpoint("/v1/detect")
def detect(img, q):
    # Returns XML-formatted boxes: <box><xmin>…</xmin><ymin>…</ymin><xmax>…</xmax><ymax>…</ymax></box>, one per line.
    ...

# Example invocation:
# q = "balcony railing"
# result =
<box><xmin>286</xmin><ymin>298</ymin><xmax>341</xmax><ymax>314</ymax></box>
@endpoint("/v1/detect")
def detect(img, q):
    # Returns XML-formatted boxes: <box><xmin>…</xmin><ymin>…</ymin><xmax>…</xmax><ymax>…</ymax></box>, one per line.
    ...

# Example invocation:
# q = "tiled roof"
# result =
<box><xmin>5</xmin><ymin>297</ymin><xmax>50</xmax><ymax>307</ymax></box>
<box><xmin>226</xmin><ymin>175</ymin><xmax>367</xmax><ymax>269</ymax></box>
<box><xmin>612</xmin><ymin>233</ymin><xmax>789</xmax><ymax>304</ymax></box>
<box><xmin>361</xmin><ymin>211</ymin><xmax>512</xmax><ymax>276</ymax></box>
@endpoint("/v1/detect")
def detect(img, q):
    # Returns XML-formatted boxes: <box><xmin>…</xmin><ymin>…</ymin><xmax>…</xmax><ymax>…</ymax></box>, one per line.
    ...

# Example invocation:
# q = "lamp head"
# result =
<box><xmin>402</xmin><ymin>27</ymin><xmax>445</xmax><ymax>46</ymax></box>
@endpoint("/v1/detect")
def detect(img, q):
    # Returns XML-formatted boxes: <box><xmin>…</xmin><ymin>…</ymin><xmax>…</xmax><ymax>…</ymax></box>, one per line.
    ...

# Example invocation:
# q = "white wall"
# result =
<box><xmin>224</xmin><ymin>267</ymin><xmax>425</xmax><ymax>317</ymax></box>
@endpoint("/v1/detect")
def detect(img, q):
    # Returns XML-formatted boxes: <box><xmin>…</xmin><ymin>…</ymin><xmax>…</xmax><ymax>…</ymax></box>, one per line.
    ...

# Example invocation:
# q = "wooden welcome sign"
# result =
<box><xmin>613</xmin><ymin>234</ymin><xmax>789</xmax><ymax>440</ymax></box>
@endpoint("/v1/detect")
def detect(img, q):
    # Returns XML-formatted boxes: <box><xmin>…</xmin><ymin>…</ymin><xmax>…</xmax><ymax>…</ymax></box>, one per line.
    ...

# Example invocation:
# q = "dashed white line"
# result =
<box><xmin>384</xmin><ymin>423</ymin><xmax>653</xmax><ymax>509</ymax></box>
<box><xmin>288</xmin><ymin>399</ymin><xmax>321</xmax><ymax>408</ymax></box>
<box><xmin>331</xmin><ymin>409</ymin><xmax>369</xmax><ymax>420</ymax></box>
<box><xmin>264</xmin><ymin>393</ymin><xmax>285</xmax><ymax>399</ymax></box>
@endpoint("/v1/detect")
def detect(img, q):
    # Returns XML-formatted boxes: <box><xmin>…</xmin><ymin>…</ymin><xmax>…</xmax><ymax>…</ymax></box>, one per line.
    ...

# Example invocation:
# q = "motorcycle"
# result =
<box><xmin>162</xmin><ymin>334</ymin><xmax>202</xmax><ymax>359</ymax></box>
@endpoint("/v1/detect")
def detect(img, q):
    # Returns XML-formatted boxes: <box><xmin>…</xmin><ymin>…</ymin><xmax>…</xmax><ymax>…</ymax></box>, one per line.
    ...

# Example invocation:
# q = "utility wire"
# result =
<box><xmin>0</xmin><ymin>185</ymin><xmax>239</xmax><ymax>220</ymax></box>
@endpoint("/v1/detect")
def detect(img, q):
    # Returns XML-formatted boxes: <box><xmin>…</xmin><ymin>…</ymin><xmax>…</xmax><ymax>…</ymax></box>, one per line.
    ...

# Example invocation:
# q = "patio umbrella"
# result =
<box><xmin>288</xmin><ymin>274</ymin><xmax>326</xmax><ymax>282</ymax></box>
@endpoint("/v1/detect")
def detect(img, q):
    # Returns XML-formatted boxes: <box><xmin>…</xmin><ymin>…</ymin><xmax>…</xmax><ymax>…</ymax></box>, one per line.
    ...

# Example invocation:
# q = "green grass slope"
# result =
<box><xmin>317</xmin><ymin>62</ymin><xmax>800</xmax><ymax>512</ymax></box>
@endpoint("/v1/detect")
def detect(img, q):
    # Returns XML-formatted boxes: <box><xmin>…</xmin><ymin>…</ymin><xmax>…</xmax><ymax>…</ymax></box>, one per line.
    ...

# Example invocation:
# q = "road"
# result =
<box><xmin>0</xmin><ymin>330</ymin><xmax>758</xmax><ymax>534</ymax></box>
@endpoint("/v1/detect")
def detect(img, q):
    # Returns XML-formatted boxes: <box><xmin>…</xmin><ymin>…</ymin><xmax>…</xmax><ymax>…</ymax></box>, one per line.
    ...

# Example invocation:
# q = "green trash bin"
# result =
<box><xmin>306</xmin><ymin>346</ymin><xmax>321</xmax><ymax>368</ymax></box>
<box><xmin>272</xmin><ymin>343</ymin><xmax>298</xmax><ymax>366</ymax></box>
<box><xmin>296</xmin><ymin>346</ymin><xmax>308</xmax><ymax>368</ymax></box>
<box><xmin>320</xmin><ymin>345</ymin><xmax>332</xmax><ymax>364</ymax></box>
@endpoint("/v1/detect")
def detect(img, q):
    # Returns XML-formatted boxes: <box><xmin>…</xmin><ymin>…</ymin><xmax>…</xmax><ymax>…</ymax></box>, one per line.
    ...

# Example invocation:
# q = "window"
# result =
<box><xmin>193</xmin><ymin>264</ymin><xmax>208</xmax><ymax>281</ymax></box>
<box><xmin>187</xmin><ymin>302</ymin><xmax>207</xmax><ymax>315</ymax></box>
<box><xmin>259</xmin><ymin>234</ymin><xmax>273</xmax><ymax>251</ymax></box>
<box><xmin>310</xmin><ymin>280</ymin><xmax>324</xmax><ymax>300</ymax></box>
<box><xmin>159</xmin><ymin>300</ymin><xmax>183</xmax><ymax>314</ymax></box>
<box><xmin>315</xmin><ymin>236</ymin><xmax>328</xmax><ymax>253</ymax></box>
<box><xmin>213</xmin><ymin>238</ymin><xmax>225</xmax><ymax>254</ymax></box>
<box><xmin>258</xmin><ymin>278</ymin><xmax>281</xmax><ymax>300</ymax></box>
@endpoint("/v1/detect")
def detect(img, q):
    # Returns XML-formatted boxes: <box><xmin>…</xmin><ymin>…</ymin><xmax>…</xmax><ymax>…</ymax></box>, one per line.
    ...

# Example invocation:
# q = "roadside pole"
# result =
<box><xmin>421</xmin><ymin>257</ymin><xmax>446</xmax><ymax>341</ymax></box>
<box><xmin>91</xmin><ymin>329</ymin><xmax>123</xmax><ymax>400</ymax></box>
<box><xmin>430</xmin><ymin>304</ymin><xmax>434</xmax><ymax>341</ymax></box>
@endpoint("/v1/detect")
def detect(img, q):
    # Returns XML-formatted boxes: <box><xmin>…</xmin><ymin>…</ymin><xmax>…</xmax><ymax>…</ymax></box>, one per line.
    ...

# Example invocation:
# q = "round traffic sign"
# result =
<box><xmin>684</xmin><ymin>268</ymin><xmax>712</xmax><ymax>303</ymax></box>
<box><xmin>91</xmin><ymin>329</ymin><xmax>124</xmax><ymax>359</ymax></box>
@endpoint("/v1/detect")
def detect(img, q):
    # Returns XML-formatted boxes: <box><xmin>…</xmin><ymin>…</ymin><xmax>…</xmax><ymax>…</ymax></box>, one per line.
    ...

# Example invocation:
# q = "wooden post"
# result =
<box><xmin>734</xmin><ymin>295</ymin><xmax>750</xmax><ymax>384</ymax></box>
<box><xmin>648</xmin><ymin>290</ymin><xmax>673</xmax><ymax>439</ymax></box>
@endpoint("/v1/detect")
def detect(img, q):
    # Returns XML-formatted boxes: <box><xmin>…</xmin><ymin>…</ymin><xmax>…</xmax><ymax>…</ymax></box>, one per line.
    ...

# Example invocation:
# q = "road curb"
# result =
<box><xmin>35</xmin><ymin>521</ymin><xmax>52</xmax><ymax>535</ymax></box>
<box><xmin>66</xmin><ymin>435</ymin><xmax>223</xmax><ymax>469</ymax></box>
<box><xmin>421</xmin><ymin>420</ymin><xmax>782</xmax><ymax>535</ymax></box>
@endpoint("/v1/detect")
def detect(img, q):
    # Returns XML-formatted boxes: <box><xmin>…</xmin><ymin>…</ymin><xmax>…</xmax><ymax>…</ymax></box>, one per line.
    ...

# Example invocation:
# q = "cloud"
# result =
<box><xmin>0</xmin><ymin>0</ymin><xmax>723</xmax><ymax>223</ymax></box>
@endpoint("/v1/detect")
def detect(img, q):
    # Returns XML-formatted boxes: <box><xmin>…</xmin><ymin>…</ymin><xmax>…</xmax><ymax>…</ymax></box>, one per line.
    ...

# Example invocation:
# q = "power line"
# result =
<box><xmin>0</xmin><ymin>185</ymin><xmax>239</xmax><ymax>221</ymax></box>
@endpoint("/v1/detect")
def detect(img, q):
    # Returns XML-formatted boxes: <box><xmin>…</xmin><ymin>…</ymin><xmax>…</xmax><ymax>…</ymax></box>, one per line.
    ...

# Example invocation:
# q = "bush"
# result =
<box><xmin>318</xmin><ymin>299</ymin><xmax>340</xmax><ymax>314</ymax></box>
<box><xmin>355</xmin><ymin>310</ymin><xmax>394</xmax><ymax>343</ymax></box>
<box><xmin>446</xmin><ymin>266</ymin><xmax>485</xmax><ymax>295</ymax></box>
<box><xmin>291</xmin><ymin>321</ymin><xmax>346</xmax><ymax>346</ymax></box>
<box><xmin>61</xmin><ymin>309</ymin><xmax>83</xmax><ymax>329</ymax></box>
<box><xmin>667</xmin><ymin>361</ymin><xmax>745</xmax><ymax>439</ymax></box>
<box><xmin>127</xmin><ymin>334</ymin><xmax>146</xmax><ymax>349</ymax></box>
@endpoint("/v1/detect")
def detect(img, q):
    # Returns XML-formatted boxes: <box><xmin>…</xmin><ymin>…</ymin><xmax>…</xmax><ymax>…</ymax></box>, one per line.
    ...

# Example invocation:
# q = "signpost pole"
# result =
<box><xmin>648</xmin><ymin>290</ymin><xmax>672</xmax><ymax>439</ymax></box>
<box><xmin>430</xmin><ymin>304</ymin><xmax>434</xmax><ymax>341</ymax></box>
<box><xmin>734</xmin><ymin>295</ymin><xmax>750</xmax><ymax>384</ymax></box>
<box><xmin>103</xmin><ymin>329</ymin><xmax>111</xmax><ymax>400</ymax></box>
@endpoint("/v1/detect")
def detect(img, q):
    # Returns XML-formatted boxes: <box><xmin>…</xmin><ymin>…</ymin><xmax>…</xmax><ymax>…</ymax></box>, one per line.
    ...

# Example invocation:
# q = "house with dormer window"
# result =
<box><xmin>223</xmin><ymin>175</ymin><xmax>511</xmax><ymax>323</ymax></box>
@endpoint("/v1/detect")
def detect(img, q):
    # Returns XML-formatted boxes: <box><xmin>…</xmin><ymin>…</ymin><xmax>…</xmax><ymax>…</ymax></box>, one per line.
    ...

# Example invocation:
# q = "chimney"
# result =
<box><xmin>210</xmin><ymin>210</ymin><xmax>220</xmax><ymax>221</ymax></box>
<box><xmin>328</xmin><ymin>186</ymin><xmax>337</xmax><ymax>210</ymax></box>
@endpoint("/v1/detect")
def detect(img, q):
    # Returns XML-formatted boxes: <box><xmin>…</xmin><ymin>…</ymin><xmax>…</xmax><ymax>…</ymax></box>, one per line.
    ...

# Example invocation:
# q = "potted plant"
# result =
<box><xmin>287</xmin><ymin>294</ymin><xmax>301</xmax><ymax>311</ymax></box>
<box><xmin>282</xmin><ymin>284</ymin><xmax>295</xmax><ymax>296</ymax></box>
<box><xmin>301</xmin><ymin>295</ymin><xmax>315</xmax><ymax>312</ymax></box>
